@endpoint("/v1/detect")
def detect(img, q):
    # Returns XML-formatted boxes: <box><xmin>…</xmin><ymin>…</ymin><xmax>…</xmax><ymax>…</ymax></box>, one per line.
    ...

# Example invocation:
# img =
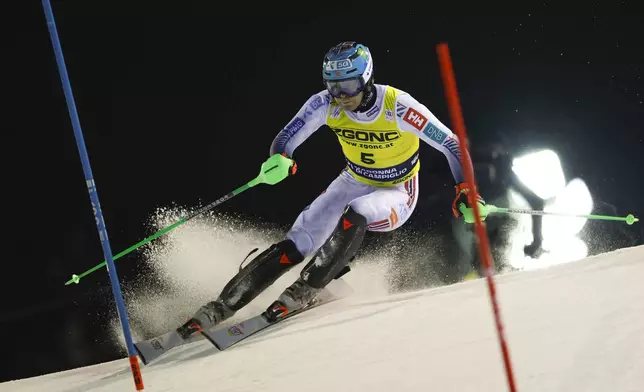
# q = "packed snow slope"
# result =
<box><xmin>4</xmin><ymin>245</ymin><xmax>643</xmax><ymax>392</ymax></box>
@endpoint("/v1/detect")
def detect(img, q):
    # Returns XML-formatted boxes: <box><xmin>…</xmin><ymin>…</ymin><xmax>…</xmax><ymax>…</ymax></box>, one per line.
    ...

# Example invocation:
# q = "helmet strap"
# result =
<box><xmin>355</xmin><ymin>79</ymin><xmax>376</xmax><ymax>113</ymax></box>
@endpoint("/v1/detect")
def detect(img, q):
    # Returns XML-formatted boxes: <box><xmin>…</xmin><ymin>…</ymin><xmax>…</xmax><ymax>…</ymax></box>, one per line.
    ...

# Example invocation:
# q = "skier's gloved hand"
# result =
<box><xmin>452</xmin><ymin>182</ymin><xmax>488</xmax><ymax>224</ymax></box>
<box><xmin>257</xmin><ymin>153</ymin><xmax>297</xmax><ymax>185</ymax></box>
<box><xmin>280</xmin><ymin>153</ymin><xmax>298</xmax><ymax>176</ymax></box>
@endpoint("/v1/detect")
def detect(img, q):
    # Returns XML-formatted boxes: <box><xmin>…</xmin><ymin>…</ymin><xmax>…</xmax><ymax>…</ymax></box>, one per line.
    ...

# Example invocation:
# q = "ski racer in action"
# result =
<box><xmin>177</xmin><ymin>41</ymin><xmax>488</xmax><ymax>338</ymax></box>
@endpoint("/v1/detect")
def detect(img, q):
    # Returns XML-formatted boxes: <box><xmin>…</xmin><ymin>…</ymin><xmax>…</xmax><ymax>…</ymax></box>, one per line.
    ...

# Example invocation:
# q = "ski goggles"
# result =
<box><xmin>325</xmin><ymin>78</ymin><xmax>365</xmax><ymax>98</ymax></box>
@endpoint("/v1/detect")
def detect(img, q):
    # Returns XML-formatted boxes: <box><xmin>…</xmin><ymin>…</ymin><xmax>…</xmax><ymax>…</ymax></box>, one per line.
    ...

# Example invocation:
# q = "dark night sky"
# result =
<box><xmin>5</xmin><ymin>0</ymin><xmax>643</xmax><ymax>383</ymax></box>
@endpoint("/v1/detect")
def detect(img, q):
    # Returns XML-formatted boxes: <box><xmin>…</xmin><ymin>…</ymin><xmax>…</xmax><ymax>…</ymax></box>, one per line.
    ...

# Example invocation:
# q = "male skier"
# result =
<box><xmin>177</xmin><ymin>41</ymin><xmax>487</xmax><ymax>338</ymax></box>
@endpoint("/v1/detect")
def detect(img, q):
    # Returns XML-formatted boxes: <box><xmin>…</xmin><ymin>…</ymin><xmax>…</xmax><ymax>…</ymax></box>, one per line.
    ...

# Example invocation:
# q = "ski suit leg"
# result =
<box><xmin>276</xmin><ymin>173</ymin><xmax>420</xmax><ymax>314</ymax></box>
<box><xmin>181</xmin><ymin>169</ymin><xmax>373</xmax><ymax>332</ymax></box>
<box><xmin>353</xmin><ymin>173</ymin><xmax>420</xmax><ymax>233</ymax></box>
<box><xmin>286</xmin><ymin>169</ymin><xmax>375</xmax><ymax>257</ymax></box>
<box><xmin>298</xmin><ymin>173</ymin><xmax>419</xmax><ymax>287</ymax></box>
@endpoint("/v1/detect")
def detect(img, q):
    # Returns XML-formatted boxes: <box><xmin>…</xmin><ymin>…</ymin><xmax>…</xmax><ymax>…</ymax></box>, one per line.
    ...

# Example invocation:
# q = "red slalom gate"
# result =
<box><xmin>436</xmin><ymin>43</ymin><xmax>518</xmax><ymax>392</ymax></box>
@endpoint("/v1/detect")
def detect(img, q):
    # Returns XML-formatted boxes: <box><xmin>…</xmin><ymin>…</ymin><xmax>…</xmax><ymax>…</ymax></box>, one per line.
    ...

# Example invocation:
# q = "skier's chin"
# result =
<box><xmin>337</xmin><ymin>97</ymin><xmax>361</xmax><ymax>111</ymax></box>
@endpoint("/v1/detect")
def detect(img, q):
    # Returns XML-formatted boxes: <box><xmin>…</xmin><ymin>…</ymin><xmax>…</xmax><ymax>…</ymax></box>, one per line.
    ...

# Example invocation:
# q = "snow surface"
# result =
<box><xmin>3</xmin><ymin>244</ymin><xmax>643</xmax><ymax>391</ymax></box>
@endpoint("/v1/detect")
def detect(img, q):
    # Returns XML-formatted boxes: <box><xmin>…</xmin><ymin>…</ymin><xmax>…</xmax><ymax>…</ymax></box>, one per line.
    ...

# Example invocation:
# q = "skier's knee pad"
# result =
<box><xmin>300</xmin><ymin>206</ymin><xmax>367</xmax><ymax>289</ymax></box>
<box><xmin>219</xmin><ymin>239</ymin><xmax>304</xmax><ymax>310</ymax></box>
<box><xmin>340</xmin><ymin>205</ymin><xmax>368</xmax><ymax>229</ymax></box>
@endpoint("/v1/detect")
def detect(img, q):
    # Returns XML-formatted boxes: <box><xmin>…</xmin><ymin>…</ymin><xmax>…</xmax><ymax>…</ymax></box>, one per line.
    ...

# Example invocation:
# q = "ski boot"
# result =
<box><xmin>264</xmin><ymin>278</ymin><xmax>322</xmax><ymax>322</ymax></box>
<box><xmin>264</xmin><ymin>206</ymin><xmax>367</xmax><ymax>322</ymax></box>
<box><xmin>177</xmin><ymin>300</ymin><xmax>234</xmax><ymax>339</ymax></box>
<box><xmin>177</xmin><ymin>239</ymin><xmax>305</xmax><ymax>338</ymax></box>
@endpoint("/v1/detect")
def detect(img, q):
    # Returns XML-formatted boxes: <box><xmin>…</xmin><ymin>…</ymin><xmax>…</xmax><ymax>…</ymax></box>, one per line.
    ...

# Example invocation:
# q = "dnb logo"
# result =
<box><xmin>228</xmin><ymin>325</ymin><xmax>244</xmax><ymax>336</ymax></box>
<box><xmin>422</xmin><ymin>123</ymin><xmax>447</xmax><ymax>143</ymax></box>
<box><xmin>403</xmin><ymin>108</ymin><xmax>428</xmax><ymax>131</ymax></box>
<box><xmin>325</xmin><ymin>59</ymin><xmax>352</xmax><ymax>71</ymax></box>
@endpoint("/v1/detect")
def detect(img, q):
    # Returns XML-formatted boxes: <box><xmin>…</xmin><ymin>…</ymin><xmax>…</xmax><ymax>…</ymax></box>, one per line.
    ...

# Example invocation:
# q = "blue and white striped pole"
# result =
<box><xmin>41</xmin><ymin>1</ymin><xmax>144</xmax><ymax>389</ymax></box>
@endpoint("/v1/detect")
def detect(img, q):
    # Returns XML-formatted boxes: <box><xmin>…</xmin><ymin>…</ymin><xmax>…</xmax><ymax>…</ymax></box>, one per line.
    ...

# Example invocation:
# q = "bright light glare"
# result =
<box><xmin>542</xmin><ymin>178</ymin><xmax>594</xmax><ymax>241</ymax></box>
<box><xmin>521</xmin><ymin>237</ymin><xmax>589</xmax><ymax>271</ymax></box>
<box><xmin>511</xmin><ymin>149</ymin><xmax>566</xmax><ymax>200</ymax></box>
<box><xmin>506</xmin><ymin>149</ymin><xmax>593</xmax><ymax>271</ymax></box>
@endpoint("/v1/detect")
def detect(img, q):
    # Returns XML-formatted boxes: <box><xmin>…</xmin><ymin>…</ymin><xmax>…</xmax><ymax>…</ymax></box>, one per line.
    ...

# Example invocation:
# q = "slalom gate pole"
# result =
<box><xmin>436</xmin><ymin>43</ymin><xmax>518</xmax><ymax>392</ymax></box>
<box><xmin>42</xmin><ymin>1</ymin><xmax>144</xmax><ymax>390</ymax></box>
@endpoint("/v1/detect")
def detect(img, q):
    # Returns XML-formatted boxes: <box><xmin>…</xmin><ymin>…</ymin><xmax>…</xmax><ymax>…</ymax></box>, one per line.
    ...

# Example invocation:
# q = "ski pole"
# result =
<box><xmin>65</xmin><ymin>154</ymin><xmax>295</xmax><ymax>286</ymax></box>
<box><xmin>486</xmin><ymin>205</ymin><xmax>639</xmax><ymax>225</ymax></box>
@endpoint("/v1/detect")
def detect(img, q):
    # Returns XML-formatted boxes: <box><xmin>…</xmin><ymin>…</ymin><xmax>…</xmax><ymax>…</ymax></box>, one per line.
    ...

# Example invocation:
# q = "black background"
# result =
<box><xmin>4</xmin><ymin>0</ymin><xmax>642</xmax><ymax>383</ymax></box>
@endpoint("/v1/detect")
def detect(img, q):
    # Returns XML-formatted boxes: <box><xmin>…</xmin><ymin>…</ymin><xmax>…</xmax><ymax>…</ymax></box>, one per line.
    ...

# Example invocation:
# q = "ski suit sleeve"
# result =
<box><xmin>269</xmin><ymin>91</ymin><xmax>331</xmax><ymax>158</ymax></box>
<box><xmin>395</xmin><ymin>92</ymin><xmax>465</xmax><ymax>184</ymax></box>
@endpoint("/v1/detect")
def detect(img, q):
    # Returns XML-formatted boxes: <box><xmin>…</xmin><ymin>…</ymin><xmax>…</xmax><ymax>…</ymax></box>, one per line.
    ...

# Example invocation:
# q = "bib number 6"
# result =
<box><xmin>360</xmin><ymin>152</ymin><xmax>375</xmax><ymax>165</ymax></box>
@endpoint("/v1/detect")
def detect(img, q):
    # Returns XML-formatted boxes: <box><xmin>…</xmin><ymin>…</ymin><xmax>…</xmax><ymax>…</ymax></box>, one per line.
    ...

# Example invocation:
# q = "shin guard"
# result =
<box><xmin>300</xmin><ymin>206</ymin><xmax>367</xmax><ymax>289</ymax></box>
<box><xmin>218</xmin><ymin>239</ymin><xmax>304</xmax><ymax>310</ymax></box>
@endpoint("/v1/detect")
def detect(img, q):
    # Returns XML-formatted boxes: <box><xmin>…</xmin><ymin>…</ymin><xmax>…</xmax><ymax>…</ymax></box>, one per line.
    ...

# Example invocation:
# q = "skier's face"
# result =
<box><xmin>335</xmin><ymin>91</ymin><xmax>363</xmax><ymax>111</ymax></box>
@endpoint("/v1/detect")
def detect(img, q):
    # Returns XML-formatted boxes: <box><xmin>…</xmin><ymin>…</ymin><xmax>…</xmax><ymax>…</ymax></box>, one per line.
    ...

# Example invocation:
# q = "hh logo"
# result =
<box><xmin>403</xmin><ymin>108</ymin><xmax>427</xmax><ymax>131</ymax></box>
